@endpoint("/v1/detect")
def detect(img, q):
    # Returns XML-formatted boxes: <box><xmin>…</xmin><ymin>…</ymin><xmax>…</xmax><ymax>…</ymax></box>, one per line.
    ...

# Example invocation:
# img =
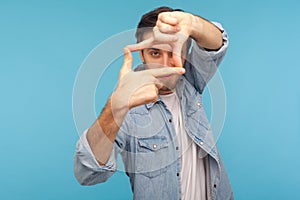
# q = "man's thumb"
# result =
<box><xmin>172</xmin><ymin>44</ymin><xmax>183</xmax><ymax>67</ymax></box>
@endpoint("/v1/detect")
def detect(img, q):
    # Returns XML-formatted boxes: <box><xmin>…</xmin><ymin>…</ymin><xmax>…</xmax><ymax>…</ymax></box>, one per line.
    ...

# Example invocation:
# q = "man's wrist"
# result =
<box><xmin>110</xmin><ymin>91</ymin><xmax>130</xmax><ymax>120</ymax></box>
<box><xmin>190</xmin><ymin>14</ymin><xmax>204</xmax><ymax>41</ymax></box>
<box><xmin>189</xmin><ymin>15</ymin><xmax>223</xmax><ymax>50</ymax></box>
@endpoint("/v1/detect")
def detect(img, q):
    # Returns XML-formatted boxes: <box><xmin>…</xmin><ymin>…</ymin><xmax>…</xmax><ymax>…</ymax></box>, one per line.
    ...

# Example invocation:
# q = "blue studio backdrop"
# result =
<box><xmin>0</xmin><ymin>0</ymin><xmax>299</xmax><ymax>199</ymax></box>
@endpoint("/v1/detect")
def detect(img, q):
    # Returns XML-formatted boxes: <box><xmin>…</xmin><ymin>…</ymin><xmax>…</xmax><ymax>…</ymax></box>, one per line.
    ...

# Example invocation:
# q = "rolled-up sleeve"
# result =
<box><xmin>74</xmin><ymin>130</ymin><xmax>118</xmax><ymax>185</ymax></box>
<box><xmin>184</xmin><ymin>21</ymin><xmax>229</xmax><ymax>93</ymax></box>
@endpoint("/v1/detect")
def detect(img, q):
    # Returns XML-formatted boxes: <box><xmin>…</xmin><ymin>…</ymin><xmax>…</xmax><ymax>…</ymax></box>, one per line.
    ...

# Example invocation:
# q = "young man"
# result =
<box><xmin>74</xmin><ymin>6</ymin><xmax>233</xmax><ymax>200</ymax></box>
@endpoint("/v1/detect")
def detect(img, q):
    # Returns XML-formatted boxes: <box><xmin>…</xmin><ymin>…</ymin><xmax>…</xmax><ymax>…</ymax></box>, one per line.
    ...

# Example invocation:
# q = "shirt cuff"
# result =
<box><xmin>75</xmin><ymin>129</ymin><xmax>117</xmax><ymax>172</ymax></box>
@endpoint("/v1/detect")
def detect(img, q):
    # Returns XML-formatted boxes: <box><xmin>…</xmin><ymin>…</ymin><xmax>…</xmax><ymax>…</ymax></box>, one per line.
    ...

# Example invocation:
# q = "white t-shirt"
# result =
<box><xmin>160</xmin><ymin>92</ymin><xmax>207</xmax><ymax>200</ymax></box>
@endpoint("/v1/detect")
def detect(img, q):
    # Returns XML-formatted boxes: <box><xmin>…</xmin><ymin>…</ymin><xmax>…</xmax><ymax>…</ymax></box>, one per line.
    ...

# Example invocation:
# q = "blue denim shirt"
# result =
<box><xmin>74</xmin><ymin>22</ymin><xmax>233</xmax><ymax>200</ymax></box>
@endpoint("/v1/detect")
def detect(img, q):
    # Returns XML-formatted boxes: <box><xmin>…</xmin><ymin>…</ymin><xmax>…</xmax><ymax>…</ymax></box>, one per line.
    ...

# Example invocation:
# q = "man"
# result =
<box><xmin>74</xmin><ymin>6</ymin><xmax>233</xmax><ymax>200</ymax></box>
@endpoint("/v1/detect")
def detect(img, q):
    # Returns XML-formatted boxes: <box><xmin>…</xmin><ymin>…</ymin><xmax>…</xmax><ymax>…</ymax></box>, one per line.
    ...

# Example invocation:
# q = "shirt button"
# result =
<box><xmin>197</xmin><ymin>102</ymin><xmax>202</xmax><ymax>107</ymax></box>
<box><xmin>153</xmin><ymin>144</ymin><xmax>157</xmax><ymax>149</ymax></box>
<box><xmin>169</xmin><ymin>119</ymin><xmax>172</xmax><ymax>123</ymax></box>
<box><xmin>176</xmin><ymin>173</ymin><xmax>179</xmax><ymax>176</ymax></box>
<box><xmin>214</xmin><ymin>184</ymin><xmax>217</xmax><ymax>188</ymax></box>
<box><xmin>176</xmin><ymin>146</ymin><xmax>179</xmax><ymax>150</ymax></box>
<box><xmin>199</xmin><ymin>141</ymin><xmax>204</xmax><ymax>145</ymax></box>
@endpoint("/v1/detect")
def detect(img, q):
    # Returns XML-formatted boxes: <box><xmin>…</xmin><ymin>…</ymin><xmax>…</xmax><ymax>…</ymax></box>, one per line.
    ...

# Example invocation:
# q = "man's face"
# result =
<box><xmin>140</xmin><ymin>32</ymin><xmax>187</xmax><ymax>95</ymax></box>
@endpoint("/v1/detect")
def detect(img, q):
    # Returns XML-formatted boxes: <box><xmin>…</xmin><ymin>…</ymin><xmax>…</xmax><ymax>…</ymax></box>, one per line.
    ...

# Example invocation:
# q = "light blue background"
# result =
<box><xmin>1</xmin><ymin>0</ymin><xmax>299</xmax><ymax>199</ymax></box>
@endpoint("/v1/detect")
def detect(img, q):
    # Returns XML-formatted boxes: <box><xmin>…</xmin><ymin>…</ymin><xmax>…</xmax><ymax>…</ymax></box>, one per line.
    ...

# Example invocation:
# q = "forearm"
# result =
<box><xmin>190</xmin><ymin>15</ymin><xmax>223</xmax><ymax>50</ymax></box>
<box><xmin>85</xmin><ymin>48</ymin><xmax>184</xmax><ymax>165</ymax></box>
<box><xmin>87</xmin><ymin>94</ymin><xmax>128</xmax><ymax>165</ymax></box>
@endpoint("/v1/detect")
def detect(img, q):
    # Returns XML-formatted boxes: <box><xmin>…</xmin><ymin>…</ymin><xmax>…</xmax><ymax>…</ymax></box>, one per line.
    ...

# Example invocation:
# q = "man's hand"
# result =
<box><xmin>156</xmin><ymin>11</ymin><xmax>195</xmax><ymax>66</ymax></box>
<box><xmin>86</xmin><ymin>48</ymin><xmax>185</xmax><ymax>165</ymax></box>
<box><xmin>112</xmin><ymin>48</ymin><xmax>185</xmax><ymax>113</ymax></box>
<box><xmin>127</xmin><ymin>11</ymin><xmax>195</xmax><ymax>67</ymax></box>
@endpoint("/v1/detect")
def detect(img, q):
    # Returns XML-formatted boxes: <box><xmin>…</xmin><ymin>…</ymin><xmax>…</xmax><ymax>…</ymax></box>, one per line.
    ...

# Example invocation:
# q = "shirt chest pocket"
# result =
<box><xmin>185</xmin><ymin>93</ymin><xmax>210</xmax><ymax>136</ymax></box>
<box><xmin>137</xmin><ymin>135</ymin><xmax>168</xmax><ymax>153</ymax></box>
<box><xmin>135</xmin><ymin>135</ymin><xmax>172</xmax><ymax>178</ymax></box>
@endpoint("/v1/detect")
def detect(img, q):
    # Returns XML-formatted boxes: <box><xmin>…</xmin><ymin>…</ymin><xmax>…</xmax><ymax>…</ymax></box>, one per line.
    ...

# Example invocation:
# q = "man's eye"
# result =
<box><xmin>150</xmin><ymin>51</ymin><xmax>160</xmax><ymax>57</ymax></box>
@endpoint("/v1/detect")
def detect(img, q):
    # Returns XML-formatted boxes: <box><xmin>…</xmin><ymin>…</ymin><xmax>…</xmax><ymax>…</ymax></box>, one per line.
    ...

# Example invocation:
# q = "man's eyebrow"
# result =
<box><xmin>145</xmin><ymin>48</ymin><xmax>160</xmax><ymax>51</ymax></box>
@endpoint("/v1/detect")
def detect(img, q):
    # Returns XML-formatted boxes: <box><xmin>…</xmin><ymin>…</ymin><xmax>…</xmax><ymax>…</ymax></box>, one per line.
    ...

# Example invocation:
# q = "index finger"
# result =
<box><xmin>126</xmin><ymin>37</ymin><xmax>153</xmax><ymax>52</ymax></box>
<box><xmin>143</xmin><ymin>66</ymin><xmax>185</xmax><ymax>77</ymax></box>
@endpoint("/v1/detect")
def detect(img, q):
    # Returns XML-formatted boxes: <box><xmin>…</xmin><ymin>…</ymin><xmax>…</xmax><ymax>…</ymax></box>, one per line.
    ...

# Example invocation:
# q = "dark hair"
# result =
<box><xmin>135</xmin><ymin>6</ymin><xmax>191</xmax><ymax>53</ymax></box>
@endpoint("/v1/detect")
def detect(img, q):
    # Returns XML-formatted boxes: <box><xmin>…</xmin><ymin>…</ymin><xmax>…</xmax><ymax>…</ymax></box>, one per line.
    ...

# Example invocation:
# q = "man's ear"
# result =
<box><xmin>139</xmin><ymin>50</ymin><xmax>145</xmax><ymax>64</ymax></box>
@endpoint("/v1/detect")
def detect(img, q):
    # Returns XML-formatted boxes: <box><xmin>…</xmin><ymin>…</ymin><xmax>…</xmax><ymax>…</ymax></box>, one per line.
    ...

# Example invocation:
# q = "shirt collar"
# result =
<box><xmin>145</xmin><ymin>96</ymin><xmax>163</xmax><ymax>110</ymax></box>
